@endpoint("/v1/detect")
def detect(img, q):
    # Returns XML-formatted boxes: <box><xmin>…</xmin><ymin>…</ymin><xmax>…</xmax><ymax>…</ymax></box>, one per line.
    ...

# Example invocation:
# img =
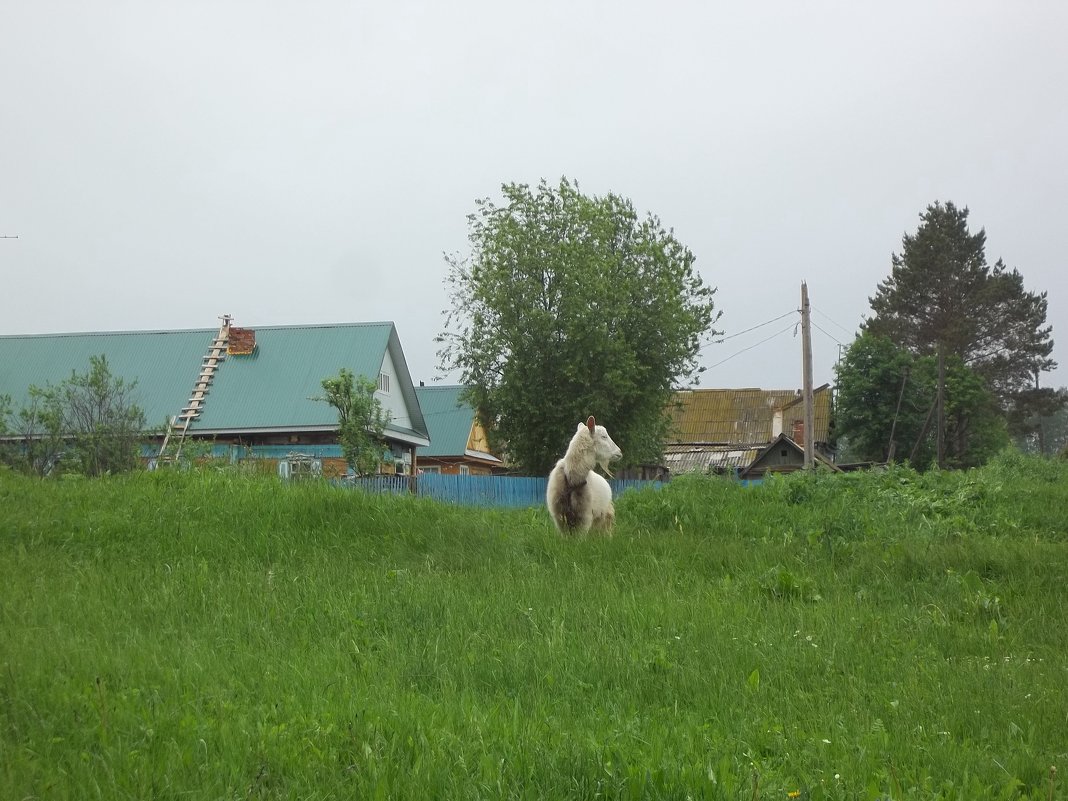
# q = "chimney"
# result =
<box><xmin>792</xmin><ymin>419</ymin><xmax>805</xmax><ymax>445</ymax></box>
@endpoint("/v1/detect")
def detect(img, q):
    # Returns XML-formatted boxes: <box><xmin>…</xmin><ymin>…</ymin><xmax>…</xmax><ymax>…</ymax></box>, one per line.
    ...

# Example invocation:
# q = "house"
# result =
<box><xmin>738</xmin><ymin>433</ymin><xmax>841</xmax><ymax>479</ymax></box>
<box><xmin>413</xmin><ymin>384</ymin><xmax>506</xmax><ymax>475</ymax></box>
<box><xmin>0</xmin><ymin>316</ymin><xmax>429</xmax><ymax>478</ymax></box>
<box><xmin>664</xmin><ymin>385</ymin><xmax>834</xmax><ymax>475</ymax></box>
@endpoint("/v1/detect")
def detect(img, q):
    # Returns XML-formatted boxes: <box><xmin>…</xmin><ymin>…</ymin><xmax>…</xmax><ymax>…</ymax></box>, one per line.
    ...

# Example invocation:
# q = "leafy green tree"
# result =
<box><xmin>866</xmin><ymin>201</ymin><xmax>1055</xmax><ymax>407</ymax></box>
<box><xmin>2</xmin><ymin>356</ymin><xmax>147</xmax><ymax>476</ymax></box>
<box><xmin>59</xmin><ymin>355</ymin><xmax>147</xmax><ymax>476</ymax></box>
<box><xmin>834</xmin><ymin>333</ymin><xmax>929</xmax><ymax>463</ymax></box>
<box><xmin>438</xmin><ymin>178</ymin><xmax>721</xmax><ymax>474</ymax></box>
<box><xmin>935</xmin><ymin>357</ymin><xmax>1009</xmax><ymax>468</ymax></box>
<box><xmin>836</xmin><ymin>332</ymin><xmax>1008</xmax><ymax>468</ymax></box>
<box><xmin>317</xmin><ymin>369</ymin><xmax>391</xmax><ymax>476</ymax></box>
<box><xmin>0</xmin><ymin>394</ymin><xmax>12</xmax><ymax>468</ymax></box>
<box><xmin>14</xmin><ymin>385</ymin><xmax>66</xmax><ymax>475</ymax></box>
<box><xmin>1010</xmin><ymin>386</ymin><xmax>1068</xmax><ymax>455</ymax></box>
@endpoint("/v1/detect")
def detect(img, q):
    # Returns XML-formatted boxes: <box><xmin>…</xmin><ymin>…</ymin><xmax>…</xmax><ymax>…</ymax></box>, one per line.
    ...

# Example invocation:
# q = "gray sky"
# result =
<box><xmin>2</xmin><ymin>1</ymin><xmax>1065</xmax><ymax>393</ymax></box>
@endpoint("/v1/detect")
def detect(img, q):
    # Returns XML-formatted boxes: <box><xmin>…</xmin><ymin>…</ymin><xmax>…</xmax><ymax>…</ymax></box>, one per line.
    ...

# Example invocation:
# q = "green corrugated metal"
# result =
<box><xmin>194</xmin><ymin>323</ymin><xmax>392</xmax><ymax>431</ymax></box>
<box><xmin>415</xmin><ymin>385</ymin><xmax>474</xmax><ymax>457</ymax></box>
<box><xmin>0</xmin><ymin>322</ymin><xmax>427</xmax><ymax>440</ymax></box>
<box><xmin>0</xmin><ymin>329</ymin><xmax>213</xmax><ymax>428</ymax></box>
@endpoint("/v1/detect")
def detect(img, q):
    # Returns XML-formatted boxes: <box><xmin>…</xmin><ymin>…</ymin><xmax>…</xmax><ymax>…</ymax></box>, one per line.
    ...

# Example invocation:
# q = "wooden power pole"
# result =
<box><xmin>936</xmin><ymin>345</ymin><xmax>946</xmax><ymax>469</ymax></box>
<box><xmin>801</xmin><ymin>282</ymin><xmax>815</xmax><ymax>469</ymax></box>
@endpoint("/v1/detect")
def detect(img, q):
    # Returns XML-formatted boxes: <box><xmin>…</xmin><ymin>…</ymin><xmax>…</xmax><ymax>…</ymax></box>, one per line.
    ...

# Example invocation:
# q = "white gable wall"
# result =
<box><xmin>376</xmin><ymin>348</ymin><xmax>412</xmax><ymax>429</ymax></box>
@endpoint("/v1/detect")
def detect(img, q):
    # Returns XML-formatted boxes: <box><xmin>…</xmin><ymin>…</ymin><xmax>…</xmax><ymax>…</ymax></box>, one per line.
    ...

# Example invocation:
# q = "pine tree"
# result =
<box><xmin>867</xmin><ymin>201</ymin><xmax>1055</xmax><ymax>408</ymax></box>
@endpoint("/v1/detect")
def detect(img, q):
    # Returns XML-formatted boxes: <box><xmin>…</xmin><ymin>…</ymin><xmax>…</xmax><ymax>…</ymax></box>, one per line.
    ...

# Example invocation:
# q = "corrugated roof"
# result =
<box><xmin>0</xmin><ymin>322</ymin><xmax>428</xmax><ymax>442</ymax></box>
<box><xmin>194</xmin><ymin>323</ymin><xmax>393</xmax><ymax>431</ymax></box>
<box><xmin>414</xmin><ymin>385</ymin><xmax>475</xmax><ymax>457</ymax></box>
<box><xmin>668</xmin><ymin>386</ymin><xmax>833</xmax><ymax>445</ymax></box>
<box><xmin>0</xmin><ymin>328</ymin><xmax>211</xmax><ymax>429</ymax></box>
<box><xmin>663</xmin><ymin>445</ymin><xmax>762</xmax><ymax>473</ymax></box>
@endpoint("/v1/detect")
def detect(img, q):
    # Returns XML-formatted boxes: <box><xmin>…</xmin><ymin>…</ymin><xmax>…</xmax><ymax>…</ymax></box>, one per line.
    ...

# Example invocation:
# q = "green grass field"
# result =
<box><xmin>2</xmin><ymin>453</ymin><xmax>1067</xmax><ymax>800</ymax></box>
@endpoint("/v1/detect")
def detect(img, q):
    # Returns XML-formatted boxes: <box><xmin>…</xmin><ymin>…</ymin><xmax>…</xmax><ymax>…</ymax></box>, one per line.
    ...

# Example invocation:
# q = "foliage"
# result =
<box><xmin>1009</xmin><ymin>386</ymin><xmax>1068</xmax><ymax>456</ymax></box>
<box><xmin>835</xmin><ymin>332</ymin><xmax>1008</xmax><ymax>467</ymax></box>
<box><xmin>316</xmin><ymin>368</ymin><xmax>391</xmax><ymax>475</ymax></box>
<box><xmin>0</xmin><ymin>386</ymin><xmax>65</xmax><ymax>475</ymax></box>
<box><xmin>866</xmin><ymin>201</ymin><xmax>1056</xmax><ymax>408</ymax></box>
<box><xmin>1</xmin><ymin>355</ymin><xmax>147</xmax><ymax>476</ymax></box>
<box><xmin>2</xmin><ymin>458</ymin><xmax>1066</xmax><ymax>799</ymax></box>
<box><xmin>0</xmin><ymin>394</ymin><xmax>11</xmax><ymax>464</ymax></box>
<box><xmin>438</xmin><ymin>177</ymin><xmax>720</xmax><ymax>474</ymax></box>
<box><xmin>833</xmin><ymin>332</ymin><xmax>926</xmax><ymax>463</ymax></box>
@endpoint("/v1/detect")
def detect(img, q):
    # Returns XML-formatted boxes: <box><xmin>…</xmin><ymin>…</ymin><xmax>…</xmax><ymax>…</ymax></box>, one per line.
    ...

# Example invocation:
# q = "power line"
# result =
<box><xmin>699</xmin><ymin>309</ymin><xmax>796</xmax><ymax>351</ymax></box>
<box><xmin>812</xmin><ymin>306</ymin><xmax>855</xmax><ymax>337</ymax></box>
<box><xmin>704</xmin><ymin>323</ymin><xmax>797</xmax><ymax>369</ymax></box>
<box><xmin>811</xmin><ymin>321</ymin><xmax>845</xmax><ymax>346</ymax></box>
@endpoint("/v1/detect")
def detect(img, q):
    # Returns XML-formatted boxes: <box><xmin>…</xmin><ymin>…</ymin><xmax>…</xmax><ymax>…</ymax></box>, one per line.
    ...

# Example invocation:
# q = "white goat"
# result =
<box><xmin>546</xmin><ymin>416</ymin><xmax>623</xmax><ymax>535</ymax></box>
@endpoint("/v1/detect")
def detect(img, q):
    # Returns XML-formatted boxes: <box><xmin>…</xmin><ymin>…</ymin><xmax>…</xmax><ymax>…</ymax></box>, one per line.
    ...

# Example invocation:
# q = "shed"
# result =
<box><xmin>739</xmin><ymin>433</ymin><xmax>842</xmax><ymax>479</ymax></box>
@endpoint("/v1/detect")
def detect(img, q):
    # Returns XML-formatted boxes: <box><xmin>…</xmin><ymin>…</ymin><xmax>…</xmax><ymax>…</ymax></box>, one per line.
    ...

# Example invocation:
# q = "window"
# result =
<box><xmin>280</xmin><ymin>454</ymin><xmax>321</xmax><ymax>481</ymax></box>
<box><xmin>458</xmin><ymin>464</ymin><xmax>470</xmax><ymax>476</ymax></box>
<box><xmin>377</xmin><ymin>372</ymin><xmax>390</xmax><ymax>393</ymax></box>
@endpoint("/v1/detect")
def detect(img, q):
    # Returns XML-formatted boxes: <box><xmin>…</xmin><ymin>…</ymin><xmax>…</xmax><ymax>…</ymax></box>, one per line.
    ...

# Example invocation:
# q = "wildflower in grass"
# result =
<box><xmin>788</xmin><ymin>791</ymin><xmax>801</xmax><ymax>799</ymax></box>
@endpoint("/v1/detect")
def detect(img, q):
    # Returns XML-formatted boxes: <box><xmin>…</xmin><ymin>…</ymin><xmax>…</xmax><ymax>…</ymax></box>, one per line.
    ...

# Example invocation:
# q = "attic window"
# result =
<box><xmin>377</xmin><ymin>372</ymin><xmax>390</xmax><ymax>393</ymax></box>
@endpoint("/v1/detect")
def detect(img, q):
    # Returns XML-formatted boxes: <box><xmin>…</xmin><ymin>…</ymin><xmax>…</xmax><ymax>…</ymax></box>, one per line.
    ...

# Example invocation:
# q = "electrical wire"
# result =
<box><xmin>704</xmin><ymin>323</ymin><xmax>797</xmax><ymax>369</ymax></box>
<box><xmin>812</xmin><ymin>307</ymin><xmax>856</xmax><ymax>337</ymax></box>
<box><xmin>699</xmin><ymin>309</ymin><xmax>796</xmax><ymax>351</ymax></box>
<box><xmin>811</xmin><ymin>321</ymin><xmax>845</xmax><ymax>346</ymax></box>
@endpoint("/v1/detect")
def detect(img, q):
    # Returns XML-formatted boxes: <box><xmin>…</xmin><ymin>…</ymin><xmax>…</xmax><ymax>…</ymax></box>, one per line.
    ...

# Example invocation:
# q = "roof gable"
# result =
<box><xmin>743</xmin><ymin>433</ymin><xmax>841</xmax><ymax>476</ymax></box>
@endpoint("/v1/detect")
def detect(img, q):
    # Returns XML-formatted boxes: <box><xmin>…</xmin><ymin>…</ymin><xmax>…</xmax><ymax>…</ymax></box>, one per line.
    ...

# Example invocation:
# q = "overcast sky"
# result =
<box><xmin>2</xmin><ymin>1</ymin><xmax>1065</xmax><ymax>393</ymax></box>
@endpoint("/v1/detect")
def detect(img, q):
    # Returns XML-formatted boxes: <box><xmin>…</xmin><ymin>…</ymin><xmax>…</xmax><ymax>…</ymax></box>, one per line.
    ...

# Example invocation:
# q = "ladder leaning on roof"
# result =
<box><xmin>156</xmin><ymin>316</ymin><xmax>232</xmax><ymax>466</ymax></box>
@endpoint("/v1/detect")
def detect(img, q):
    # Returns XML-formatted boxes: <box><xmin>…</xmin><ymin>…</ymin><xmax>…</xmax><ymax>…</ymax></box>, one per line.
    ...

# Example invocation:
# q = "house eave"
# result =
<box><xmin>184</xmin><ymin>424</ymin><xmax>431</xmax><ymax>448</ymax></box>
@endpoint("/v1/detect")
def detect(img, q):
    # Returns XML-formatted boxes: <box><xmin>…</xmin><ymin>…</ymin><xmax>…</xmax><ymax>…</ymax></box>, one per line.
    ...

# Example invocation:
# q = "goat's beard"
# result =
<box><xmin>597</xmin><ymin>459</ymin><xmax>615</xmax><ymax>478</ymax></box>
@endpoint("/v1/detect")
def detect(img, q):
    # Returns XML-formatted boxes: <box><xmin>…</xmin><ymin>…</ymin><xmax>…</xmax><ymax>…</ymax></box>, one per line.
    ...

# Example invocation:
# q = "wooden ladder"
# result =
<box><xmin>157</xmin><ymin>322</ymin><xmax>230</xmax><ymax>465</ymax></box>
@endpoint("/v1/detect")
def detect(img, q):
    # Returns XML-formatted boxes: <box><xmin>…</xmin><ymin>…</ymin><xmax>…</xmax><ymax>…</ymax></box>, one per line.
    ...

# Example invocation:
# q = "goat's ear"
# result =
<box><xmin>586</xmin><ymin>415</ymin><xmax>596</xmax><ymax>434</ymax></box>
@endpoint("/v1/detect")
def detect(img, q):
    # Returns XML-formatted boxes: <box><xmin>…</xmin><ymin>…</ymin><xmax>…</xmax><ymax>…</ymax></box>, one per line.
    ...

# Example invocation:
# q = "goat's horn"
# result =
<box><xmin>586</xmin><ymin>415</ymin><xmax>596</xmax><ymax>433</ymax></box>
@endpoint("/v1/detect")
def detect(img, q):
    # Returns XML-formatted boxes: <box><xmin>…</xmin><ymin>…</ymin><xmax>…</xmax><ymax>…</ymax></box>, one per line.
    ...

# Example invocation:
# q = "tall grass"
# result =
<box><xmin>1</xmin><ymin>453</ymin><xmax>1066</xmax><ymax>799</ymax></box>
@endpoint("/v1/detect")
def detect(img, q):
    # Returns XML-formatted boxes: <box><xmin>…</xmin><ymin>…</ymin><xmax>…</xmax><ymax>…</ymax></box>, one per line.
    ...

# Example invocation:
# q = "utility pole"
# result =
<box><xmin>936</xmin><ymin>345</ymin><xmax>945</xmax><ymax>469</ymax></box>
<box><xmin>801</xmin><ymin>281</ymin><xmax>815</xmax><ymax>469</ymax></box>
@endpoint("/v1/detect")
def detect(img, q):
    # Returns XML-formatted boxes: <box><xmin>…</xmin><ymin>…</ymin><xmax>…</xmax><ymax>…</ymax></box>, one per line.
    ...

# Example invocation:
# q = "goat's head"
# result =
<box><xmin>583</xmin><ymin>415</ymin><xmax>622</xmax><ymax>474</ymax></box>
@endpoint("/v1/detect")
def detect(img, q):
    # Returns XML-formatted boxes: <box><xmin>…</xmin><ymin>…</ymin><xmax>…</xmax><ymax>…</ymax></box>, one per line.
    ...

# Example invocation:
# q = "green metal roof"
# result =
<box><xmin>415</xmin><ymin>385</ymin><xmax>476</xmax><ymax>457</ymax></box>
<box><xmin>0</xmin><ymin>322</ymin><xmax>429</xmax><ymax>443</ymax></box>
<box><xmin>0</xmin><ymin>328</ymin><xmax>210</xmax><ymax>429</ymax></box>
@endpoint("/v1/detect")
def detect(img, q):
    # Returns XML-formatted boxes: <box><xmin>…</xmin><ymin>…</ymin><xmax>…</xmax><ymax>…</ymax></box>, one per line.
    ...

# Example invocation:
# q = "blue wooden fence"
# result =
<box><xmin>348</xmin><ymin>473</ymin><xmax>662</xmax><ymax>508</ymax></box>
